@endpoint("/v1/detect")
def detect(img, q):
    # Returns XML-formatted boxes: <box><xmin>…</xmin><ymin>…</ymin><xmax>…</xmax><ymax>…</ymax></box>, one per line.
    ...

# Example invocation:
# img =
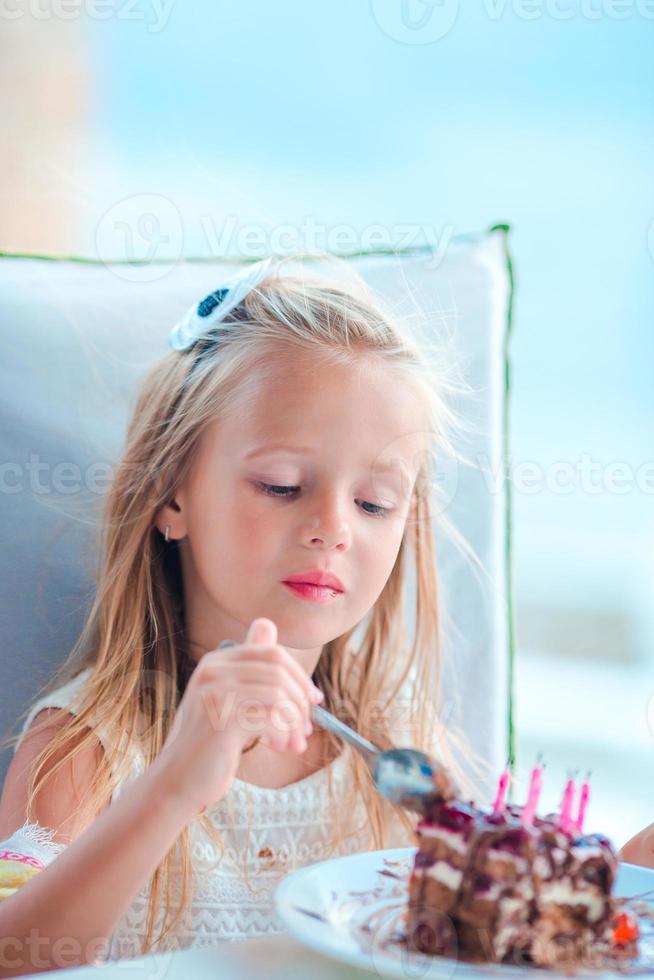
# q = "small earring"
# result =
<box><xmin>164</xmin><ymin>525</ymin><xmax>171</xmax><ymax>543</ymax></box>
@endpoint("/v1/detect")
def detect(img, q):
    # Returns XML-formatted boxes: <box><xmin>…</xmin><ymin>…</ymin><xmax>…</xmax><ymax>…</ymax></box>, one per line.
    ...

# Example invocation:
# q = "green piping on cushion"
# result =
<box><xmin>1</xmin><ymin>234</ymin><xmax>498</xmax><ymax>265</ymax></box>
<box><xmin>0</xmin><ymin>225</ymin><xmax>517</xmax><ymax>781</ymax></box>
<box><xmin>489</xmin><ymin>222</ymin><xmax>517</xmax><ymax>791</ymax></box>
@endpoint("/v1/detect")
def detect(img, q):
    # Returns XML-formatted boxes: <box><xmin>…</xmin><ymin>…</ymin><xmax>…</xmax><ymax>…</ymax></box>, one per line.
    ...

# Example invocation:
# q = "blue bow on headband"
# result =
<box><xmin>168</xmin><ymin>256</ymin><xmax>276</xmax><ymax>352</ymax></box>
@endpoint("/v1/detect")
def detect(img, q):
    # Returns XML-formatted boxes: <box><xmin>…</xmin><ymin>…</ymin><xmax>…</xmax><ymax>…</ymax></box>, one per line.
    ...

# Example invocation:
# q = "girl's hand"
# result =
<box><xmin>152</xmin><ymin>617</ymin><xmax>324</xmax><ymax>820</ymax></box>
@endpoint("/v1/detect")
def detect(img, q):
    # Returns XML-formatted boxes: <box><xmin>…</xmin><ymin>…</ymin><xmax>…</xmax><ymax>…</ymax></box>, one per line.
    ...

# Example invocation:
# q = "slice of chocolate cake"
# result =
<box><xmin>407</xmin><ymin>800</ymin><xmax>479</xmax><ymax>958</ymax></box>
<box><xmin>455</xmin><ymin>808</ymin><xmax>537</xmax><ymax>963</ymax></box>
<box><xmin>529</xmin><ymin>817</ymin><xmax>619</xmax><ymax>969</ymax></box>
<box><xmin>406</xmin><ymin>797</ymin><xmax>623</xmax><ymax>969</ymax></box>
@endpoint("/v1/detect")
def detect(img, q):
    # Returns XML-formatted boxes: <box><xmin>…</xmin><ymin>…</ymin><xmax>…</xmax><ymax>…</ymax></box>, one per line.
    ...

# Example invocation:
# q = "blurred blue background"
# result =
<box><xmin>2</xmin><ymin>1</ymin><xmax>653</xmax><ymax>846</ymax></box>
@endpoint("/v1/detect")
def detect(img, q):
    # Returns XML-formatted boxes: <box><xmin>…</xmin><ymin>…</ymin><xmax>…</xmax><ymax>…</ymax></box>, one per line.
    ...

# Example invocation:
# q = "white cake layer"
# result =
<box><xmin>539</xmin><ymin>880</ymin><xmax>604</xmax><ymax>922</ymax></box>
<box><xmin>486</xmin><ymin>848</ymin><xmax>529</xmax><ymax>873</ymax></box>
<box><xmin>417</xmin><ymin>823</ymin><xmax>468</xmax><ymax>854</ymax></box>
<box><xmin>412</xmin><ymin>859</ymin><xmax>464</xmax><ymax>891</ymax></box>
<box><xmin>494</xmin><ymin>894</ymin><xmax>533</xmax><ymax>959</ymax></box>
<box><xmin>534</xmin><ymin>855</ymin><xmax>551</xmax><ymax>878</ymax></box>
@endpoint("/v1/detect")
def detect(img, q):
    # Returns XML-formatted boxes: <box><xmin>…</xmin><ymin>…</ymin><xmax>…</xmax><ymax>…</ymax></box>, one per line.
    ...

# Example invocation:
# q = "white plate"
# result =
<box><xmin>273</xmin><ymin>847</ymin><xmax>654</xmax><ymax>979</ymax></box>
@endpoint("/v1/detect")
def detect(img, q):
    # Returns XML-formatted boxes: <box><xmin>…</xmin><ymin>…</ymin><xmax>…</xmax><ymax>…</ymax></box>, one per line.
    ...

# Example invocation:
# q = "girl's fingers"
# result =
<box><xmin>237</xmin><ymin>644</ymin><xmax>322</xmax><ymax>705</ymax></box>
<box><xmin>273</xmin><ymin>646</ymin><xmax>322</xmax><ymax>703</ymax></box>
<box><xmin>233</xmin><ymin>662</ymin><xmax>314</xmax><ymax>730</ymax></box>
<box><xmin>229</xmin><ymin>680</ymin><xmax>310</xmax><ymax>748</ymax></box>
<box><xmin>260</xmin><ymin>731</ymin><xmax>307</xmax><ymax>754</ymax></box>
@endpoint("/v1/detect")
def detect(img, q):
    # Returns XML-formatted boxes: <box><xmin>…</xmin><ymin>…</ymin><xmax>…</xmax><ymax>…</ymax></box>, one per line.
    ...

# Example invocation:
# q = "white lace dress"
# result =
<box><xmin>8</xmin><ymin>668</ymin><xmax>416</xmax><ymax>961</ymax></box>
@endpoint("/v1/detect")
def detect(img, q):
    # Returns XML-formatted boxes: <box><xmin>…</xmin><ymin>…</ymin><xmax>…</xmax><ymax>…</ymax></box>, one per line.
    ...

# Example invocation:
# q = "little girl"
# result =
<box><xmin>0</xmin><ymin>256</ymin><xmax>483</xmax><ymax>971</ymax></box>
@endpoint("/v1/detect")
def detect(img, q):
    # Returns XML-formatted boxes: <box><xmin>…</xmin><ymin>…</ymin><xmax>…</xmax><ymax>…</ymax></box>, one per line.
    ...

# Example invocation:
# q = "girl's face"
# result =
<box><xmin>160</xmin><ymin>350</ymin><xmax>426</xmax><ymax>664</ymax></box>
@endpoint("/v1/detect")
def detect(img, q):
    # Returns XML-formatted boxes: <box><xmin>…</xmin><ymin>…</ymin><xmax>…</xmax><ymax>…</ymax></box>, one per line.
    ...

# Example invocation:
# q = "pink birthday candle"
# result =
<box><xmin>521</xmin><ymin>753</ymin><xmax>545</xmax><ymax>826</ymax></box>
<box><xmin>492</xmin><ymin>758</ymin><xmax>512</xmax><ymax>815</ymax></box>
<box><xmin>557</xmin><ymin>770</ymin><xmax>578</xmax><ymax>834</ymax></box>
<box><xmin>574</xmin><ymin>770</ymin><xmax>592</xmax><ymax>834</ymax></box>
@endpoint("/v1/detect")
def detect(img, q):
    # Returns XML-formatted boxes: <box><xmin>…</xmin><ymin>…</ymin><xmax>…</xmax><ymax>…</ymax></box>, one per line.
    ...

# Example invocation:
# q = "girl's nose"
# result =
<box><xmin>303</xmin><ymin>499</ymin><xmax>351</xmax><ymax>550</ymax></box>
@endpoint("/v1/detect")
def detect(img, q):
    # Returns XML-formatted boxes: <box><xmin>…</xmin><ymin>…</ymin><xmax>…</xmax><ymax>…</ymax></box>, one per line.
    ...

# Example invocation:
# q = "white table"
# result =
<box><xmin>25</xmin><ymin>863</ymin><xmax>654</xmax><ymax>979</ymax></box>
<box><xmin>25</xmin><ymin>933</ymin><xmax>372</xmax><ymax>979</ymax></box>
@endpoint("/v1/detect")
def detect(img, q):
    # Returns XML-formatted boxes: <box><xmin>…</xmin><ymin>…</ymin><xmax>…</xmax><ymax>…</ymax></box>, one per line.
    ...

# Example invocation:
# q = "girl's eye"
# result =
<box><xmin>255</xmin><ymin>482</ymin><xmax>392</xmax><ymax>518</ymax></box>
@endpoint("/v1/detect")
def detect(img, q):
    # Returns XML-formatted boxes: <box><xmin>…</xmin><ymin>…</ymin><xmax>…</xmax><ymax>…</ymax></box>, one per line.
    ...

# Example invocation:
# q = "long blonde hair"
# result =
<box><xmin>1</xmin><ymin>255</ymin><xmax>491</xmax><ymax>953</ymax></box>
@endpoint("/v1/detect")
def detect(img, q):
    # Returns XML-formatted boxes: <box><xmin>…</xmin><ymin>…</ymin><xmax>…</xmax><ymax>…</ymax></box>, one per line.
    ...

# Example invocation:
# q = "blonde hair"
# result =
<box><xmin>1</xmin><ymin>254</ymin><xmax>491</xmax><ymax>954</ymax></box>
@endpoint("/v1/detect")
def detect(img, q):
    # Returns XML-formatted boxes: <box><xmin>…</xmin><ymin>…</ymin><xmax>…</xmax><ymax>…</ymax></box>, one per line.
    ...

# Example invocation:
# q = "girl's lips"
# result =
<box><xmin>283</xmin><ymin>568</ymin><xmax>345</xmax><ymax>591</ymax></box>
<box><xmin>282</xmin><ymin>582</ymin><xmax>343</xmax><ymax>604</ymax></box>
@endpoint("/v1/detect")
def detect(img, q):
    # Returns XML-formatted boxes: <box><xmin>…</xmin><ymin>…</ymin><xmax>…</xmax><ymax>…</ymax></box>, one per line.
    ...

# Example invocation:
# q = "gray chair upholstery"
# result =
<box><xmin>0</xmin><ymin>228</ymin><xmax>514</xmax><ymax>801</ymax></box>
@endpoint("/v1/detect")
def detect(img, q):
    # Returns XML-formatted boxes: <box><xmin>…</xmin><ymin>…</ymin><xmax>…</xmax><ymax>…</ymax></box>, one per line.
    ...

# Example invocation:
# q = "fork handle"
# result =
<box><xmin>311</xmin><ymin>704</ymin><xmax>380</xmax><ymax>768</ymax></box>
